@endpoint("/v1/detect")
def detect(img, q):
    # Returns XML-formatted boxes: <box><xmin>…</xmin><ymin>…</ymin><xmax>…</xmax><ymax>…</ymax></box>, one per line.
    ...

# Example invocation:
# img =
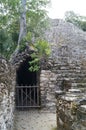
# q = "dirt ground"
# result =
<box><xmin>14</xmin><ymin>109</ymin><xmax>57</xmax><ymax>130</ymax></box>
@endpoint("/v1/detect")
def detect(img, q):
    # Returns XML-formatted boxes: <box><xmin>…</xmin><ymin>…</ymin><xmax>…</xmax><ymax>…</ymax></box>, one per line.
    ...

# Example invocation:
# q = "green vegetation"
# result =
<box><xmin>0</xmin><ymin>0</ymin><xmax>50</xmax><ymax>59</ymax></box>
<box><xmin>64</xmin><ymin>11</ymin><xmax>86</xmax><ymax>31</ymax></box>
<box><xmin>29</xmin><ymin>39</ymin><xmax>51</xmax><ymax>71</ymax></box>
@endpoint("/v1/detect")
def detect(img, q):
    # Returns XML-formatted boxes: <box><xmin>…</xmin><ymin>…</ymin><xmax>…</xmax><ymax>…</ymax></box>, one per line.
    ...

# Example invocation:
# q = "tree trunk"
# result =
<box><xmin>18</xmin><ymin>0</ymin><xmax>27</xmax><ymax>45</ymax></box>
<box><xmin>10</xmin><ymin>0</ymin><xmax>27</xmax><ymax>62</ymax></box>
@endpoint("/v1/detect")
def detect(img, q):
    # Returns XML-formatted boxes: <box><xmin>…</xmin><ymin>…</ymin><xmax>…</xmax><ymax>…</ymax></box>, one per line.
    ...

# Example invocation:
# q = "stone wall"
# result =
<box><xmin>10</xmin><ymin>19</ymin><xmax>86</xmax><ymax>111</ymax></box>
<box><xmin>40</xmin><ymin>70</ymin><xmax>56</xmax><ymax>110</ymax></box>
<box><xmin>0</xmin><ymin>57</ymin><xmax>15</xmax><ymax>130</ymax></box>
<box><xmin>55</xmin><ymin>89</ymin><xmax>86</xmax><ymax>130</ymax></box>
<box><xmin>45</xmin><ymin>19</ymin><xmax>86</xmax><ymax>89</ymax></box>
<box><xmin>1</xmin><ymin>19</ymin><xmax>86</xmax><ymax>129</ymax></box>
<box><xmin>39</xmin><ymin>19</ymin><xmax>86</xmax><ymax>110</ymax></box>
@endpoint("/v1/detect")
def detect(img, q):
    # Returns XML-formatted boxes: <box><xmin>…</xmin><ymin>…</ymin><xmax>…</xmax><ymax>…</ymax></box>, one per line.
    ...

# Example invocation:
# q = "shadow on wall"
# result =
<box><xmin>60</xmin><ymin>79</ymin><xmax>71</xmax><ymax>91</ymax></box>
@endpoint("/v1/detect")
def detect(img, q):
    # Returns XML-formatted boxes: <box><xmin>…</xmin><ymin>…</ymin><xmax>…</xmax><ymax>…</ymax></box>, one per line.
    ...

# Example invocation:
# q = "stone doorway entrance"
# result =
<box><xmin>15</xmin><ymin>57</ymin><xmax>40</xmax><ymax>109</ymax></box>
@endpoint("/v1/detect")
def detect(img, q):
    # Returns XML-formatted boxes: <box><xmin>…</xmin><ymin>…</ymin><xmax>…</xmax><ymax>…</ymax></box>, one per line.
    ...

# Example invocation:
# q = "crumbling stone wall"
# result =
<box><xmin>1</xmin><ymin>18</ymin><xmax>86</xmax><ymax>129</ymax></box>
<box><xmin>40</xmin><ymin>70</ymin><xmax>56</xmax><ymax>110</ymax></box>
<box><xmin>40</xmin><ymin>19</ymin><xmax>86</xmax><ymax>110</ymax></box>
<box><xmin>11</xmin><ymin>19</ymin><xmax>86</xmax><ymax>111</ymax></box>
<box><xmin>55</xmin><ymin>89</ymin><xmax>86</xmax><ymax>130</ymax></box>
<box><xmin>45</xmin><ymin>19</ymin><xmax>86</xmax><ymax>89</ymax></box>
<box><xmin>0</xmin><ymin>57</ymin><xmax>15</xmax><ymax>130</ymax></box>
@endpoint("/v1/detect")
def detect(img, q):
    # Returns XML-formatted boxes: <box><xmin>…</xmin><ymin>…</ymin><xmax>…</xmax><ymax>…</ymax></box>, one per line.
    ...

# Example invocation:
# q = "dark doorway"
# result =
<box><xmin>16</xmin><ymin>57</ymin><xmax>40</xmax><ymax>109</ymax></box>
<box><xmin>16</xmin><ymin>57</ymin><xmax>37</xmax><ymax>86</ymax></box>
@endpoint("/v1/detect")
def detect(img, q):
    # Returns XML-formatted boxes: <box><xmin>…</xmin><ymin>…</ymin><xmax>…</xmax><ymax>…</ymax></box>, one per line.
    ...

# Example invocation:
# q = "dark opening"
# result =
<box><xmin>16</xmin><ymin>57</ymin><xmax>40</xmax><ymax>108</ymax></box>
<box><xmin>16</xmin><ymin>57</ymin><xmax>37</xmax><ymax>86</ymax></box>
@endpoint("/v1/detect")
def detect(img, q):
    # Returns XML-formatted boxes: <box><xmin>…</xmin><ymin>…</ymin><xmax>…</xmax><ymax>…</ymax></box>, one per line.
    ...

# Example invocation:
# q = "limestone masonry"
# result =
<box><xmin>0</xmin><ymin>19</ymin><xmax>86</xmax><ymax>130</ymax></box>
<box><xmin>0</xmin><ymin>57</ymin><xmax>15</xmax><ymax>130</ymax></box>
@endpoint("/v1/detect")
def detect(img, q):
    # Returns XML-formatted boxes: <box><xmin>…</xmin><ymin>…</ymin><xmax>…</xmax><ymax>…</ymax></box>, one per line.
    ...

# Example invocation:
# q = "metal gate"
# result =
<box><xmin>15</xmin><ymin>86</ymin><xmax>40</xmax><ymax>108</ymax></box>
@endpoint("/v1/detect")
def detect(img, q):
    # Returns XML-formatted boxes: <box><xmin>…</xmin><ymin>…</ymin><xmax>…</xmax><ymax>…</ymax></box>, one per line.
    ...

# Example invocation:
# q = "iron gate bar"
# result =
<box><xmin>22</xmin><ymin>87</ymin><xmax>37</xmax><ymax>105</ymax></box>
<box><xmin>16</xmin><ymin>105</ymin><xmax>41</xmax><ymax>108</ymax></box>
<box><xmin>16</xmin><ymin>86</ymin><xmax>38</xmax><ymax>88</ymax></box>
<box><xmin>23</xmin><ymin>90</ymin><xmax>36</xmax><ymax>105</ymax></box>
<box><xmin>16</xmin><ymin>86</ymin><xmax>40</xmax><ymax>108</ymax></box>
<box><xmin>37</xmin><ymin>86</ymin><xmax>39</xmax><ymax>105</ymax></box>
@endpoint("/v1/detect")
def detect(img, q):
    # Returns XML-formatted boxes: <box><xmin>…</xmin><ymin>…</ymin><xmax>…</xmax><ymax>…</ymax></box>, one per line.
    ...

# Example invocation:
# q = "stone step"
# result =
<box><xmin>71</xmin><ymin>82</ymin><xmax>86</xmax><ymax>88</ymax></box>
<box><xmin>74</xmin><ymin>78</ymin><xmax>86</xmax><ymax>83</ymax></box>
<box><xmin>78</xmin><ymin>87</ymin><xmax>86</xmax><ymax>92</ymax></box>
<box><xmin>56</xmin><ymin>69</ymin><xmax>86</xmax><ymax>74</ymax></box>
<box><xmin>57</xmin><ymin>76</ymin><xmax>86</xmax><ymax>80</ymax></box>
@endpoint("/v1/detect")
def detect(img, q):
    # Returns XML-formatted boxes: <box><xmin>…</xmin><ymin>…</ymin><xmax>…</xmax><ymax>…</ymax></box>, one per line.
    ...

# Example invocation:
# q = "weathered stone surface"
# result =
<box><xmin>0</xmin><ymin>56</ymin><xmax>15</xmax><ymax>130</ymax></box>
<box><xmin>10</xmin><ymin>19</ymin><xmax>86</xmax><ymax>111</ymax></box>
<box><xmin>1</xmin><ymin>18</ymin><xmax>86</xmax><ymax>130</ymax></box>
<box><xmin>40</xmin><ymin>19</ymin><xmax>86</xmax><ymax>110</ymax></box>
<box><xmin>55</xmin><ymin>89</ymin><xmax>86</xmax><ymax>130</ymax></box>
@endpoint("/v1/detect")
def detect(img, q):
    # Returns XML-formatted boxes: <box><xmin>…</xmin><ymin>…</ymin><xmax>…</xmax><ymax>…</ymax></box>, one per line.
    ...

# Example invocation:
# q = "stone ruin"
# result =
<box><xmin>0</xmin><ymin>57</ymin><xmax>15</xmax><ymax>130</ymax></box>
<box><xmin>12</xmin><ymin>19</ymin><xmax>86</xmax><ymax>111</ymax></box>
<box><xmin>45</xmin><ymin>19</ymin><xmax>86</xmax><ymax>129</ymax></box>
<box><xmin>55</xmin><ymin>89</ymin><xmax>86</xmax><ymax>130</ymax></box>
<box><xmin>0</xmin><ymin>19</ymin><xmax>86</xmax><ymax>130</ymax></box>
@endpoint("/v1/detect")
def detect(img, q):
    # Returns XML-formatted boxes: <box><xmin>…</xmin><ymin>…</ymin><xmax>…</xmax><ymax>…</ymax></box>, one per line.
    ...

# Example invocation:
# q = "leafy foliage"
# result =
<box><xmin>0</xmin><ymin>0</ymin><xmax>50</xmax><ymax>59</ymax></box>
<box><xmin>0</xmin><ymin>29</ymin><xmax>17</xmax><ymax>59</ymax></box>
<box><xmin>29</xmin><ymin>40</ymin><xmax>51</xmax><ymax>72</ymax></box>
<box><xmin>64</xmin><ymin>11</ymin><xmax>86</xmax><ymax>31</ymax></box>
